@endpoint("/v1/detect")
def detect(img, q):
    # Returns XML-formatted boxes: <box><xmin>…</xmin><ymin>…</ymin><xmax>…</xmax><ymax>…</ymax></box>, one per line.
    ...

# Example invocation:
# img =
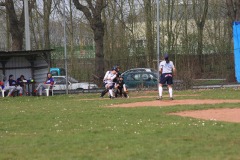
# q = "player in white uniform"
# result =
<box><xmin>157</xmin><ymin>54</ymin><xmax>176</xmax><ymax>100</ymax></box>
<box><xmin>101</xmin><ymin>67</ymin><xmax>117</xmax><ymax>99</ymax></box>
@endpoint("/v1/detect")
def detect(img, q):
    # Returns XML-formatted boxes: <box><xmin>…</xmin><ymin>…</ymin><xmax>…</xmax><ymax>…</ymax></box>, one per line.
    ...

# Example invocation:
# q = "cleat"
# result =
<box><xmin>170</xmin><ymin>97</ymin><xmax>174</xmax><ymax>100</ymax></box>
<box><xmin>109</xmin><ymin>96</ymin><xmax>115</xmax><ymax>99</ymax></box>
<box><xmin>156</xmin><ymin>96</ymin><xmax>162</xmax><ymax>100</ymax></box>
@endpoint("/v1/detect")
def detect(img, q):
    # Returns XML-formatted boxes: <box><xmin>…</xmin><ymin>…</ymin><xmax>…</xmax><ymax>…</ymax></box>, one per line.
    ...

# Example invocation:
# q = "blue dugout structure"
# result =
<box><xmin>233</xmin><ymin>21</ymin><xmax>240</xmax><ymax>83</ymax></box>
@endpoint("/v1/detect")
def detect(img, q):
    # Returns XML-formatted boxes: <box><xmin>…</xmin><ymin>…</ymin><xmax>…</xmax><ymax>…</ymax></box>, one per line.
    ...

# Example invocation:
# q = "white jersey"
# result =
<box><xmin>103</xmin><ymin>71</ymin><xmax>117</xmax><ymax>84</ymax></box>
<box><xmin>159</xmin><ymin>61</ymin><xmax>175</xmax><ymax>74</ymax></box>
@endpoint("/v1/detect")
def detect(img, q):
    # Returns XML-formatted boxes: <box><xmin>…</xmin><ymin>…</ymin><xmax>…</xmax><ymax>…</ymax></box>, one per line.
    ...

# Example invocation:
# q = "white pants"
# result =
<box><xmin>36</xmin><ymin>83</ymin><xmax>51</xmax><ymax>96</ymax></box>
<box><xmin>4</xmin><ymin>86</ymin><xmax>23</xmax><ymax>95</ymax></box>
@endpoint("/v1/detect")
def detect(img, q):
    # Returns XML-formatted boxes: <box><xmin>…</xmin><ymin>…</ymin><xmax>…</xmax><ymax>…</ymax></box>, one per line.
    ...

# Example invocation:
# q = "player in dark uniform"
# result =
<box><xmin>17</xmin><ymin>75</ymin><xmax>28</xmax><ymax>95</ymax></box>
<box><xmin>115</xmin><ymin>75</ymin><xmax>128</xmax><ymax>98</ymax></box>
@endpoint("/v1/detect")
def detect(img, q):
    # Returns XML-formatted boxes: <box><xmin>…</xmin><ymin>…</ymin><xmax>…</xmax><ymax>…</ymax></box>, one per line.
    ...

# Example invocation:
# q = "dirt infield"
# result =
<box><xmin>107</xmin><ymin>99</ymin><xmax>240</xmax><ymax>123</ymax></box>
<box><xmin>169</xmin><ymin>108</ymin><xmax>240</xmax><ymax>123</ymax></box>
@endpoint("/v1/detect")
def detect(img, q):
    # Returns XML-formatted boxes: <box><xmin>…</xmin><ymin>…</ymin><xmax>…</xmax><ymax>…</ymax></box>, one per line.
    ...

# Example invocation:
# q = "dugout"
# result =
<box><xmin>0</xmin><ymin>49</ymin><xmax>53</xmax><ymax>84</ymax></box>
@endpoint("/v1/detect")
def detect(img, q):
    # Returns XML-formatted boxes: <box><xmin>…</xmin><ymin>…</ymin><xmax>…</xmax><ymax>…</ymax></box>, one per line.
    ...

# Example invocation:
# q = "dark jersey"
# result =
<box><xmin>113</xmin><ymin>71</ymin><xmax>121</xmax><ymax>83</ymax></box>
<box><xmin>116</xmin><ymin>79</ymin><xmax>125</xmax><ymax>88</ymax></box>
<box><xmin>9</xmin><ymin>79</ymin><xmax>17</xmax><ymax>86</ymax></box>
<box><xmin>17</xmin><ymin>77</ymin><xmax>26</xmax><ymax>86</ymax></box>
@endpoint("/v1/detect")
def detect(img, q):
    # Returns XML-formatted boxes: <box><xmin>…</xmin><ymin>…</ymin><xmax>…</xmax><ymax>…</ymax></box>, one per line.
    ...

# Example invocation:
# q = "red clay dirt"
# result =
<box><xmin>169</xmin><ymin>108</ymin><xmax>240</xmax><ymax>123</ymax></box>
<box><xmin>107</xmin><ymin>99</ymin><xmax>240</xmax><ymax>123</ymax></box>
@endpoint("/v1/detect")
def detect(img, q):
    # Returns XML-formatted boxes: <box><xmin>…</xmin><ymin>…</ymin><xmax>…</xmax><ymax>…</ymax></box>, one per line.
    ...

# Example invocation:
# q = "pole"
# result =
<box><xmin>63</xmin><ymin>0</ymin><xmax>68</xmax><ymax>94</ymax></box>
<box><xmin>24</xmin><ymin>0</ymin><xmax>31</xmax><ymax>50</ymax></box>
<box><xmin>157</xmin><ymin>0</ymin><xmax>160</xmax><ymax>93</ymax></box>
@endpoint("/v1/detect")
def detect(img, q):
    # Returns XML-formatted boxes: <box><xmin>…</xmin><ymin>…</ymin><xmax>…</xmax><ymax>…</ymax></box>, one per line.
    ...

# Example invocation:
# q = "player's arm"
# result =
<box><xmin>103</xmin><ymin>71</ymin><xmax>109</xmax><ymax>81</ymax></box>
<box><xmin>159</xmin><ymin>66</ymin><xmax>163</xmax><ymax>75</ymax></box>
<box><xmin>172</xmin><ymin>65</ymin><xmax>176</xmax><ymax>76</ymax></box>
<box><xmin>110</xmin><ymin>74</ymin><xmax>117</xmax><ymax>80</ymax></box>
<box><xmin>159</xmin><ymin>62</ymin><xmax>163</xmax><ymax>74</ymax></box>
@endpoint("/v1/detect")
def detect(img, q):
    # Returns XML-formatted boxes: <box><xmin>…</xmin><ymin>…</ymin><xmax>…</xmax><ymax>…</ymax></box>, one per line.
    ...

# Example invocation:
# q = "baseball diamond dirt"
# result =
<box><xmin>107</xmin><ymin>99</ymin><xmax>240</xmax><ymax>123</ymax></box>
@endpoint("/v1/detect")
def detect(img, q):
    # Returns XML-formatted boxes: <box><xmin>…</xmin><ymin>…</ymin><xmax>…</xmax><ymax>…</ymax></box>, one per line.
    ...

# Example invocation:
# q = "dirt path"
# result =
<box><xmin>108</xmin><ymin>99</ymin><xmax>240</xmax><ymax>108</ymax></box>
<box><xmin>106</xmin><ymin>99</ymin><xmax>240</xmax><ymax>123</ymax></box>
<box><xmin>169</xmin><ymin>108</ymin><xmax>240</xmax><ymax>123</ymax></box>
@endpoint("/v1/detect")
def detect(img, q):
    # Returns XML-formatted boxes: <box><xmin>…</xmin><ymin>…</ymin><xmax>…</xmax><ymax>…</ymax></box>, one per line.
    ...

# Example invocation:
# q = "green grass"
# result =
<box><xmin>193</xmin><ymin>79</ymin><xmax>226</xmax><ymax>86</ymax></box>
<box><xmin>1</xmin><ymin>88</ymin><xmax>240</xmax><ymax>160</ymax></box>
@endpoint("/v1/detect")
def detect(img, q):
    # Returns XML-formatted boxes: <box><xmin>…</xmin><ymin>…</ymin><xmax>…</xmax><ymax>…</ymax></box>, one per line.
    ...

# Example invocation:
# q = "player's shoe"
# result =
<box><xmin>169</xmin><ymin>97</ymin><xmax>174</xmax><ymax>100</ymax></box>
<box><xmin>156</xmin><ymin>96</ymin><xmax>162</xmax><ymax>100</ymax></box>
<box><xmin>109</xmin><ymin>96</ymin><xmax>115</xmax><ymax>99</ymax></box>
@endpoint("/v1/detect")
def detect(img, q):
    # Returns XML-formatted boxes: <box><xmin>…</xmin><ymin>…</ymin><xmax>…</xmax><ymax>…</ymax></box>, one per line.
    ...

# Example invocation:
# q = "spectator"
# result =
<box><xmin>0</xmin><ymin>80</ymin><xmax>4</xmax><ymax>89</ymax></box>
<box><xmin>34</xmin><ymin>73</ymin><xmax>54</xmax><ymax>96</ymax></box>
<box><xmin>17</xmin><ymin>75</ymin><xmax>28</xmax><ymax>95</ymax></box>
<box><xmin>5</xmin><ymin>75</ymin><xmax>23</xmax><ymax>97</ymax></box>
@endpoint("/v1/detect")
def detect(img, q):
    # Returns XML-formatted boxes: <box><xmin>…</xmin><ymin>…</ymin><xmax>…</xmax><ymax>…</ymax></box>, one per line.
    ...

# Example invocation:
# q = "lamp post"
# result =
<box><xmin>24</xmin><ymin>0</ymin><xmax>31</xmax><ymax>50</ymax></box>
<box><xmin>157</xmin><ymin>0</ymin><xmax>160</xmax><ymax>92</ymax></box>
<box><xmin>63</xmin><ymin>0</ymin><xmax>68</xmax><ymax>94</ymax></box>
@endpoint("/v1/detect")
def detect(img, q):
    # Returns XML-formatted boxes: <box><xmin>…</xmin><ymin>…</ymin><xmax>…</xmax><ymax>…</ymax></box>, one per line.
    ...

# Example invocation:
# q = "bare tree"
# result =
<box><xmin>43</xmin><ymin>0</ymin><xmax>52</xmax><ymax>49</ymax></box>
<box><xmin>0</xmin><ymin>0</ymin><xmax>35</xmax><ymax>51</ymax></box>
<box><xmin>226</xmin><ymin>0</ymin><xmax>240</xmax><ymax>21</ymax></box>
<box><xmin>192</xmin><ymin>0</ymin><xmax>208</xmax><ymax>55</ymax></box>
<box><xmin>143</xmin><ymin>0</ymin><xmax>154</xmax><ymax>68</ymax></box>
<box><xmin>192</xmin><ymin>0</ymin><xmax>208</xmax><ymax>75</ymax></box>
<box><xmin>72</xmin><ymin>0</ymin><xmax>106</xmax><ymax>82</ymax></box>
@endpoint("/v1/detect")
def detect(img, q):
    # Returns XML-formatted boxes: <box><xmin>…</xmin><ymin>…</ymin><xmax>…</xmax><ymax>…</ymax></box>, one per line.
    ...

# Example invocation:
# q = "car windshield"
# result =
<box><xmin>68</xmin><ymin>77</ymin><xmax>79</xmax><ymax>83</ymax></box>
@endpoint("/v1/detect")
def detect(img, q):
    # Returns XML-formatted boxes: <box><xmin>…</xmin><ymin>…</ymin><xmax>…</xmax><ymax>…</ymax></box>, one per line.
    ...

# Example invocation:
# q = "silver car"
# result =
<box><xmin>52</xmin><ymin>76</ymin><xmax>98</xmax><ymax>90</ymax></box>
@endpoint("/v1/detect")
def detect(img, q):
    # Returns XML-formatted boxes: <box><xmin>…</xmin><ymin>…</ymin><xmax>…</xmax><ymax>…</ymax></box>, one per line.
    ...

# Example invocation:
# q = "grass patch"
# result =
<box><xmin>0</xmin><ymin>88</ymin><xmax>240</xmax><ymax>160</ymax></box>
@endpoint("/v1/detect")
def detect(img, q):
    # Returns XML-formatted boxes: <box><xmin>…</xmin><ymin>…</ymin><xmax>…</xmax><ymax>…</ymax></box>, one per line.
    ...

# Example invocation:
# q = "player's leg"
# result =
<box><xmin>108</xmin><ymin>84</ymin><xmax>115</xmax><ymax>99</ymax></box>
<box><xmin>118</xmin><ymin>87</ymin><xmax>123</xmax><ymax>97</ymax></box>
<box><xmin>157</xmin><ymin>83</ymin><xmax>163</xmax><ymax>100</ymax></box>
<box><xmin>16</xmin><ymin>86</ymin><xmax>23</xmax><ymax>96</ymax></box>
<box><xmin>100</xmin><ymin>83</ymin><xmax>108</xmax><ymax>98</ymax></box>
<box><xmin>7</xmin><ymin>86</ymin><xmax>16</xmax><ymax>96</ymax></box>
<box><xmin>34</xmin><ymin>83</ymin><xmax>43</xmax><ymax>92</ymax></box>
<box><xmin>115</xmin><ymin>88</ymin><xmax>120</xmax><ymax>98</ymax></box>
<box><xmin>123</xmin><ymin>84</ymin><xmax>128</xmax><ymax>98</ymax></box>
<box><xmin>167</xmin><ymin>85</ymin><xmax>173</xmax><ymax>100</ymax></box>
<box><xmin>157</xmin><ymin>74</ymin><xmax>165</xmax><ymax>100</ymax></box>
<box><xmin>167</xmin><ymin>76</ymin><xmax>174</xmax><ymax>100</ymax></box>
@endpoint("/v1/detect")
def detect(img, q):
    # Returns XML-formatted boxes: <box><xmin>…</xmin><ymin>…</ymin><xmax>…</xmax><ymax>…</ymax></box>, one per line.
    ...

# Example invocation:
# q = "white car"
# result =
<box><xmin>52</xmin><ymin>76</ymin><xmax>98</xmax><ymax>90</ymax></box>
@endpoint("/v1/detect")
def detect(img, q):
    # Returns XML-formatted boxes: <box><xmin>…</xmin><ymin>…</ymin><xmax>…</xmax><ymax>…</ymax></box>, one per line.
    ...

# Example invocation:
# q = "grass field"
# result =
<box><xmin>1</xmin><ymin>88</ymin><xmax>240</xmax><ymax>160</ymax></box>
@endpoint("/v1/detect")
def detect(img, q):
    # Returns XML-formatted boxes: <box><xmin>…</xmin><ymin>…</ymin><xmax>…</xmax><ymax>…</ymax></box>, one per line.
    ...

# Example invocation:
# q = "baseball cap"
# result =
<box><xmin>164</xmin><ymin>53</ymin><xmax>169</xmax><ymax>59</ymax></box>
<box><xmin>112</xmin><ymin>66</ymin><xmax>117</xmax><ymax>71</ymax></box>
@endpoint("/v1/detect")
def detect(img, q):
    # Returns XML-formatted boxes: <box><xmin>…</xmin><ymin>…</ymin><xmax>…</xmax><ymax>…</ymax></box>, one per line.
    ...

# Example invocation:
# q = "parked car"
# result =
<box><xmin>52</xmin><ymin>76</ymin><xmax>98</xmax><ymax>90</ymax></box>
<box><xmin>122</xmin><ymin>71</ymin><xmax>158</xmax><ymax>88</ymax></box>
<box><xmin>50</xmin><ymin>68</ymin><xmax>66</xmax><ymax>76</ymax></box>
<box><xmin>121</xmin><ymin>68</ymin><xmax>158</xmax><ymax>77</ymax></box>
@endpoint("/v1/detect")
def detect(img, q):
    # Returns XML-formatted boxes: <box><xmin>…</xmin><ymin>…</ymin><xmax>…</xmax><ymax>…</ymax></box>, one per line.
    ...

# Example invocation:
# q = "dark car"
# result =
<box><xmin>123</xmin><ymin>71</ymin><xmax>158</xmax><ymax>88</ymax></box>
<box><xmin>121</xmin><ymin>68</ymin><xmax>158</xmax><ymax>77</ymax></box>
